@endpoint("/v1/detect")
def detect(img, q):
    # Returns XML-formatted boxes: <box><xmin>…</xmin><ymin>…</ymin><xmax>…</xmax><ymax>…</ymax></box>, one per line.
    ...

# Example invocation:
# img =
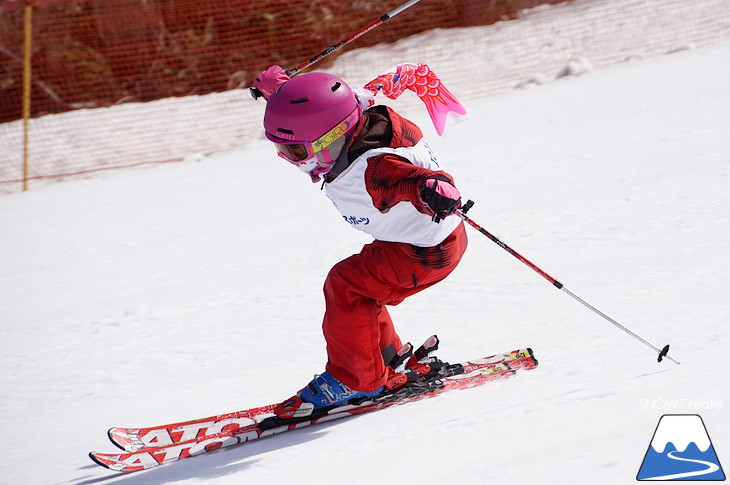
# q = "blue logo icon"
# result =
<box><xmin>637</xmin><ymin>414</ymin><xmax>725</xmax><ymax>481</ymax></box>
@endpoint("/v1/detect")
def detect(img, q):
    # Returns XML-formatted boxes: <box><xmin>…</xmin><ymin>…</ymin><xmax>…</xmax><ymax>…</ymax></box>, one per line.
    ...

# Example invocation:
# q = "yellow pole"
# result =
<box><xmin>22</xmin><ymin>2</ymin><xmax>33</xmax><ymax>191</ymax></box>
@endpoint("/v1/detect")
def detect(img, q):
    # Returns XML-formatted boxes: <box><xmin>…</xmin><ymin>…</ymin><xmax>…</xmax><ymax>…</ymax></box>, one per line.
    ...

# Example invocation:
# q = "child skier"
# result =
<box><xmin>254</xmin><ymin>65</ymin><xmax>467</xmax><ymax>417</ymax></box>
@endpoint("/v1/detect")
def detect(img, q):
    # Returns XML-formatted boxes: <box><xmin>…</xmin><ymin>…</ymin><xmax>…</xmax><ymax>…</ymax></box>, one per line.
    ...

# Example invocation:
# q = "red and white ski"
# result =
<box><xmin>90</xmin><ymin>348</ymin><xmax>538</xmax><ymax>473</ymax></box>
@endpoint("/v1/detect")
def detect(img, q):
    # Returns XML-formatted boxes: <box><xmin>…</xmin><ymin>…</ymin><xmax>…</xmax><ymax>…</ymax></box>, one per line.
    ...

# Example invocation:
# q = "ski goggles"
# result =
<box><xmin>271</xmin><ymin>108</ymin><xmax>360</xmax><ymax>165</ymax></box>
<box><xmin>273</xmin><ymin>140</ymin><xmax>314</xmax><ymax>164</ymax></box>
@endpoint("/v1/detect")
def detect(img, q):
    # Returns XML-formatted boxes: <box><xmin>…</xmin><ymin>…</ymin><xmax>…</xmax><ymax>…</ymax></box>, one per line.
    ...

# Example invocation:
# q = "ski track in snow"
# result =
<box><xmin>2</xmin><ymin>16</ymin><xmax>730</xmax><ymax>485</ymax></box>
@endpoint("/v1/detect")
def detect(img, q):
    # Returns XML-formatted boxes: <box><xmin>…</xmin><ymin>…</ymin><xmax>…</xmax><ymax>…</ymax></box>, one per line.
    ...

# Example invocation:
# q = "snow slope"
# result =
<box><xmin>1</xmin><ymin>40</ymin><xmax>730</xmax><ymax>485</ymax></box>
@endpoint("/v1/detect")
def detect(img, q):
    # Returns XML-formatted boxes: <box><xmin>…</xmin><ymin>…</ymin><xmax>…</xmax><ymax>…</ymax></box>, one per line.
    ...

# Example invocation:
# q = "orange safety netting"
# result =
<box><xmin>2</xmin><ymin>0</ymin><xmax>730</xmax><ymax>191</ymax></box>
<box><xmin>1</xmin><ymin>0</ymin><xmax>547</xmax><ymax>123</ymax></box>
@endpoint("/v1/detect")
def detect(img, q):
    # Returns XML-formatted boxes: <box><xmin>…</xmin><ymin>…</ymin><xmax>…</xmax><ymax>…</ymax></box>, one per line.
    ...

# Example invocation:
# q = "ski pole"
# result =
<box><xmin>456</xmin><ymin>200</ymin><xmax>679</xmax><ymax>365</ymax></box>
<box><xmin>250</xmin><ymin>0</ymin><xmax>422</xmax><ymax>99</ymax></box>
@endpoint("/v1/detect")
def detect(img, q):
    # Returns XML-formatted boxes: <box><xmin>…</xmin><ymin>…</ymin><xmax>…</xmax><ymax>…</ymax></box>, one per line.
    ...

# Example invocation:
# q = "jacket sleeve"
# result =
<box><xmin>363</xmin><ymin>153</ymin><xmax>456</xmax><ymax>214</ymax></box>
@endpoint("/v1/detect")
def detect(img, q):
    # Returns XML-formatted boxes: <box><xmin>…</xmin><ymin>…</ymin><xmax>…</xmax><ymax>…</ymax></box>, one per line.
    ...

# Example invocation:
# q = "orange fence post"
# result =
<box><xmin>22</xmin><ymin>1</ymin><xmax>33</xmax><ymax>191</ymax></box>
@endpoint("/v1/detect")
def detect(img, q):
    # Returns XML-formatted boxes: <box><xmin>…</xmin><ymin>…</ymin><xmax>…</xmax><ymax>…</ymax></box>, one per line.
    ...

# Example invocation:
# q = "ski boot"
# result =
<box><xmin>275</xmin><ymin>372</ymin><xmax>383</xmax><ymax>419</ymax></box>
<box><xmin>275</xmin><ymin>336</ymin><xmax>444</xmax><ymax>419</ymax></box>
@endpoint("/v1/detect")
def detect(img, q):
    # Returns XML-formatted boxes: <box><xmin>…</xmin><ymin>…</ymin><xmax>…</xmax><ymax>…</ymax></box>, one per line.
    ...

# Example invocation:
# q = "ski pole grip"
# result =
<box><xmin>250</xmin><ymin>87</ymin><xmax>264</xmax><ymax>100</ymax></box>
<box><xmin>461</xmin><ymin>199</ymin><xmax>475</xmax><ymax>214</ymax></box>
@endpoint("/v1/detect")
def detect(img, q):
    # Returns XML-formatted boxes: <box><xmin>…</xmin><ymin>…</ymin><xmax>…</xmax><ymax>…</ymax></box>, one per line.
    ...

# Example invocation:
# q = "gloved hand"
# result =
<box><xmin>253</xmin><ymin>65</ymin><xmax>291</xmax><ymax>100</ymax></box>
<box><xmin>419</xmin><ymin>177</ymin><xmax>462</xmax><ymax>223</ymax></box>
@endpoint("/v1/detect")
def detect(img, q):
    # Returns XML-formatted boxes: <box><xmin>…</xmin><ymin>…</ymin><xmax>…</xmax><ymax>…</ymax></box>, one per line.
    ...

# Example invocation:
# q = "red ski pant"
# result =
<box><xmin>323</xmin><ymin>223</ymin><xmax>468</xmax><ymax>392</ymax></box>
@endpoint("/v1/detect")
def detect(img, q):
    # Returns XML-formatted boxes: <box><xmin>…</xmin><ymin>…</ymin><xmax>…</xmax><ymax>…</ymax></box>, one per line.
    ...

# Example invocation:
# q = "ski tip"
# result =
<box><xmin>88</xmin><ymin>451</ymin><xmax>111</xmax><ymax>470</ymax></box>
<box><xmin>527</xmin><ymin>347</ymin><xmax>538</xmax><ymax>367</ymax></box>
<box><xmin>107</xmin><ymin>428</ymin><xmax>128</xmax><ymax>451</ymax></box>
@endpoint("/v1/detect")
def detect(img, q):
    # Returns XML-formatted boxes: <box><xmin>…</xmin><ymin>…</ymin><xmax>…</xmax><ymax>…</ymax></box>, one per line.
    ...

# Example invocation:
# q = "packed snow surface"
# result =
<box><xmin>1</xmin><ymin>36</ymin><xmax>729</xmax><ymax>485</ymax></box>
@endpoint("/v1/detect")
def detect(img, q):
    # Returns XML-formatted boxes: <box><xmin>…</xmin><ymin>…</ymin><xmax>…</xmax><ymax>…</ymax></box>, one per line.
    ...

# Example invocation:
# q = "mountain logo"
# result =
<box><xmin>637</xmin><ymin>414</ymin><xmax>725</xmax><ymax>481</ymax></box>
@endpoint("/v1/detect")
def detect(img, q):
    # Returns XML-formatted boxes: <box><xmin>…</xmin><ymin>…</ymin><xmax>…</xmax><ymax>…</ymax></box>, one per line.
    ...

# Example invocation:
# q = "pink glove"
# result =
<box><xmin>419</xmin><ymin>177</ymin><xmax>462</xmax><ymax>223</ymax></box>
<box><xmin>253</xmin><ymin>66</ymin><xmax>291</xmax><ymax>100</ymax></box>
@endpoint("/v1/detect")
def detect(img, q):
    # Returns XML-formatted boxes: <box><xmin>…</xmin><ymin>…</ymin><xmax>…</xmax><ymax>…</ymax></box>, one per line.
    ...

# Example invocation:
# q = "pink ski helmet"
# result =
<box><xmin>264</xmin><ymin>72</ymin><xmax>361</xmax><ymax>181</ymax></box>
